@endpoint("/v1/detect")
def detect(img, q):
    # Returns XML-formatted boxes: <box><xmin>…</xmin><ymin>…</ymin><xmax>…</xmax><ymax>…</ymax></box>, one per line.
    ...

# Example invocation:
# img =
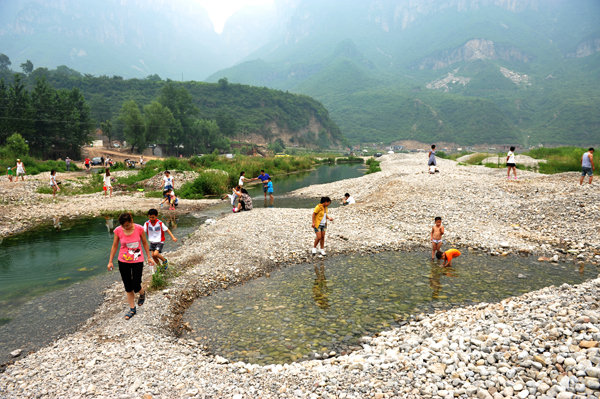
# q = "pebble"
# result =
<box><xmin>1</xmin><ymin>154</ymin><xmax>600</xmax><ymax>397</ymax></box>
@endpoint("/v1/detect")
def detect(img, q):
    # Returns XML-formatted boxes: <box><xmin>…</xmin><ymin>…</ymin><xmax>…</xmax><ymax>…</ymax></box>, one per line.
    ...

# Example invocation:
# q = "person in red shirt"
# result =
<box><xmin>84</xmin><ymin>157</ymin><xmax>90</xmax><ymax>173</ymax></box>
<box><xmin>436</xmin><ymin>248</ymin><xmax>461</xmax><ymax>267</ymax></box>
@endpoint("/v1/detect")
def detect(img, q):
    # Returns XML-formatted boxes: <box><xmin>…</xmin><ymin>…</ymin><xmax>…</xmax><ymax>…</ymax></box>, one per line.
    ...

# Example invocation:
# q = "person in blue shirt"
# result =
<box><xmin>266</xmin><ymin>177</ymin><xmax>274</xmax><ymax>202</ymax></box>
<box><xmin>253</xmin><ymin>170</ymin><xmax>271</xmax><ymax>199</ymax></box>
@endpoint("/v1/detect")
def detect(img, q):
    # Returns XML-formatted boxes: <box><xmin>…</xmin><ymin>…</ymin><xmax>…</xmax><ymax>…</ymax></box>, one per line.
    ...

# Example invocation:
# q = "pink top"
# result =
<box><xmin>114</xmin><ymin>224</ymin><xmax>145</xmax><ymax>263</ymax></box>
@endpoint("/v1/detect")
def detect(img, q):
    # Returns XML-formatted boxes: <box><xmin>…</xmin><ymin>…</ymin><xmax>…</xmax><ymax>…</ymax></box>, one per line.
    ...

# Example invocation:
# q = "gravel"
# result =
<box><xmin>1</xmin><ymin>153</ymin><xmax>600</xmax><ymax>398</ymax></box>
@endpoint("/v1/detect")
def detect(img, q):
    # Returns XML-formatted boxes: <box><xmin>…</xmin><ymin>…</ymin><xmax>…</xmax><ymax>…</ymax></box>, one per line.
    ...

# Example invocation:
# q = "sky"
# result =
<box><xmin>195</xmin><ymin>0</ymin><xmax>274</xmax><ymax>34</ymax></box>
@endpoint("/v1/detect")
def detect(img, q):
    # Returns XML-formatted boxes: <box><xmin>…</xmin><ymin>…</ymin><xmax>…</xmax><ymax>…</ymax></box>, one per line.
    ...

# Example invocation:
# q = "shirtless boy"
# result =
<box><xmin>431</xmin><ymin>216</ymin><xmax>444</xmax><ymax>260</ymax></box>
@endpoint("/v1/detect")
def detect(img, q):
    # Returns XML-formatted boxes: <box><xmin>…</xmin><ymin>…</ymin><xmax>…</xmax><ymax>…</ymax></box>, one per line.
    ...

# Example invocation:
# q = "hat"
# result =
<box><xmin>16</xmin><ymin>158</ymin><xmax>20</xmax><ymax>161</ymax></box>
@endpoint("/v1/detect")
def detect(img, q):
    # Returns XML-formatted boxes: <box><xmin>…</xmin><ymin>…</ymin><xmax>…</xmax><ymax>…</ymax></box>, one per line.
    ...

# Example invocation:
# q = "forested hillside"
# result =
<box><xmin>0</xmin><ymin>62</ymin><xmax>343</xmax><ymax>157</ymax></box>
<box><xmin>208</xmin><ymin>0</ymin><xmax>600</xmax><ymax>146</ymax></box>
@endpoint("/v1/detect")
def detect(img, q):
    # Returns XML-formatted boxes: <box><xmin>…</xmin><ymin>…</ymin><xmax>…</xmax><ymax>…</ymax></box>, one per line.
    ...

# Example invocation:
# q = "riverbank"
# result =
<box><xmin>0</xmin><ymin>170</ymin><xmax>217</xmax><ymax>237</ymax></box>
<box><xmin>1</xmin><ymin>153</ymin><xmax>600</xmax><ymax>398</ymax></box>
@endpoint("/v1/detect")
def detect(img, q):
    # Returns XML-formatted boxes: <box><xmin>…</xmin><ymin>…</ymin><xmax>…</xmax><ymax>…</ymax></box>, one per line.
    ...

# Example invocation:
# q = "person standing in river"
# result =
<box><xmin>506</xmin><ymin>146</ymin><xmax>517</xmax><ymax>180</ymax></box>
<box><xmin>107</xmin><ymin>212</ymin><xmax>154</xmax><ymax>320</ymax></box>
<box><xmin>428</xmin><ymin>145</ymin><xmax>437</xmax><ymax>171</ymax></box>
<box><xmin>312</xmin><ymin>196</ymin><xmax>333</xmax><ymax>256</ymax></box>
<box><xmin>580</xmin><ymin>148</ymin><xmax>594</xmax><ymax>185</ymax></box>
<box><xmin>253</xmin><ymin>170</ymin><xmax>271</xmax><ymax>199</ymax></box>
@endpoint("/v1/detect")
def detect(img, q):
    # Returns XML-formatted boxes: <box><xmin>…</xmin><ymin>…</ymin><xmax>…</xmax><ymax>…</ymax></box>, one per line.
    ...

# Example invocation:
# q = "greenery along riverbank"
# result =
<box><xmin>438</xmin><ymin>146</ymin><xmax>599</xmax><ymax>174</ymax></box>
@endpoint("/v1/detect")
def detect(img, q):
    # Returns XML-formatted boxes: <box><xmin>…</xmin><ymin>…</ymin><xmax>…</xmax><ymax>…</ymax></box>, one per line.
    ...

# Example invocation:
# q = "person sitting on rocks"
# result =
<box><xmin>341</xmin><ymin>193</ymin><xmax>355</xmax><ymax>206</ymax></box>
<box><xmin>234</xmin><ymin>188</ymin><xmax>253</xmax><ymax>212</ymax></box>
<box><xmin>436</xmin><ymin>248</ymin><xmax>461</xmax><ymax>267</ymax></box>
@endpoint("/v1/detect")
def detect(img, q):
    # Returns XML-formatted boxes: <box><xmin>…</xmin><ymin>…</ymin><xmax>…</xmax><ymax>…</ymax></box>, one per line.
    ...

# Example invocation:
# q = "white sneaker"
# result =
<box><xmin>320</xmin><ymin>249</ymin><xmax>326</xmax><ymax>256</ymax></box>
<box><xmin>311</xmin><ymin>248</ymin><xmax>317</xmax><ymax>254</ymax></box>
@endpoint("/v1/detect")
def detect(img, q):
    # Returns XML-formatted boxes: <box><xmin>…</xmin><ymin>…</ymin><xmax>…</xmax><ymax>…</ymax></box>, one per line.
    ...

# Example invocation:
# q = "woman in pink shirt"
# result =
<box><xmin>107</xmin><ymin>213</ymin><xmax>154</xmax><ymax>320</ymax></box>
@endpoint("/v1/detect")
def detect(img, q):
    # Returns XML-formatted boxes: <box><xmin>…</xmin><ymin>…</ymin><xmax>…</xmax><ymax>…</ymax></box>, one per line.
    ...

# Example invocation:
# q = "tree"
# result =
<box><xmin>20</xmin><ymin>60</ymin><xmax>33</xmax><ymax>74</ymax></box>
<box><xmin>119</xmin><ymin>100</ymin><xmax>145</xmax><ymax>153</ymax></box>
<box><xmin>216</xmin><ymin>111</ymin><xmax>236</xmax><ymax>136</ymax></box>
<box><xmin>4</xmin><ymin>132</ymin><xmax>29</xmax><ymax>158</ymax></box>
<box><xmin>29</xmin><ymin>77</ymin><xmax>56</xmax><ymax>157</ymax></box>
<box><xmin>143</xmin><ymin>101</ymin><xmax>175</xmax><ymax>145</ymax></box>
<box><xmin>0</xmin><ymin>54</ymin><xmax>11</xmax><ymax>71</ymax></box>
<box><xmin>158</xmin><ymin>82</ymin><xmax>197</xmax><ymax>154</ymax></box>
<box><xmin>100</xmin><ymin>120</ymin><xmax>113</xmax><ymax>148</ymax></box>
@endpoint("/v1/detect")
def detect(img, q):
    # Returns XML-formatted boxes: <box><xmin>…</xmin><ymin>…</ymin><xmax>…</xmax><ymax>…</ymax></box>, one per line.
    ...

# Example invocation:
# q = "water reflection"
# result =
<box><xmin>428</xmin><ymin>262</ymin><xmax>455</xmax><ymax>300</ymax></box>
<box><xmin>312</xmin><ymin>261</ymin><xmax>329</xmax><ymax>310</ymax></box>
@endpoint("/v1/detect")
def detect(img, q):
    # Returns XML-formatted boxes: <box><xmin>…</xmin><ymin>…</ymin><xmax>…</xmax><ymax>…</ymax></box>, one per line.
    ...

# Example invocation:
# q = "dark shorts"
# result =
<box><xmin>582</xmin><ymin>167</ymin><xmax>593</xmax><ymax>177</ymax></box>
<box><xmin>314</xmin><ymin>226</ymin><xmax>326</xmax><ymax>233</ymax></box>
<box><xmin>507</xmin><ymin>163</ymin><xmax>516</xmax><ymax>167</ymax></box>
<box><xmin>263</xmin><ymin>185</ymin><xmax>268</xmax><ymax>192</ymax></box>
<box><xmin>428</xmin><ymin>161</ymin><xmax>436</xmax><ymax>166</ymax></box>
<box><xmin>149</xmin><ymin>242</ymin><xmax>164</xmax><ymax>253</ymax></box>
<box><xmin>118</xmin><ymin>261</ymin><xmax>144</xmax><ymax>293</ymax></box>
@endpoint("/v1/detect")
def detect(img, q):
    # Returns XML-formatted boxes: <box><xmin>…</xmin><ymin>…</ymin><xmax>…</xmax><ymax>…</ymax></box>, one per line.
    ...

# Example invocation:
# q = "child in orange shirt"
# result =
<box><xmin>436</xmin><ymin>248</ymin><xmax>461</xmax><ymax>267</ymax></box>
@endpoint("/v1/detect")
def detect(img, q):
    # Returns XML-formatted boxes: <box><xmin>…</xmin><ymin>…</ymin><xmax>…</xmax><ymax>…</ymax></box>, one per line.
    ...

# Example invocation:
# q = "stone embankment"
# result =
<box><xmin>1</xmin><ymin>154</ymin><xmax>599</xmax><ymax>398</ymax></box>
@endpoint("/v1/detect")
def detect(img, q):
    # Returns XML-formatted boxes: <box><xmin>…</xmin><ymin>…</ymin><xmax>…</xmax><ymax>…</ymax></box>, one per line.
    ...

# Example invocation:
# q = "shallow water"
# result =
<box><xmin>183</xmin><ymin>251</ymin><xmax>597</xmax><ymax>365</ymax></box>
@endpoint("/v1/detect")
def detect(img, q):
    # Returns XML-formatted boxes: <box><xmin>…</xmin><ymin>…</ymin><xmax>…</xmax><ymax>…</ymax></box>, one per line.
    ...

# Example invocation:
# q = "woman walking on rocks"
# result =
<box><xmin>312</xmin><ymin>196</ymin><xmax>333</xmax><ymax>256</ymax></box>
<box><xmin>107</xmin><ymin>212</ymin><xmax>154</xmax><ymax>320</ymax></box>
<box><xmin>506</xmin><ymin>146</ymin><xmax>517</xmax><ymax>180</ymax></box>
<box><xmin>103</xmin><ymin>168</ymin><xmax>112</xmax><ymax>197</ymax></box>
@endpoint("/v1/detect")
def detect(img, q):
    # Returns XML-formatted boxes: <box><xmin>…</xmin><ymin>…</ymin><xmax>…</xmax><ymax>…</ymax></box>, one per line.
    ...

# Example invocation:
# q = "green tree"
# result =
<box><xmin>144</xmin><ymin>101</ymin><xmax>175</xmax><ymax>145</ymax></box>
<box><xmin>20</xmin><ymin>60</ymin><xmax>33</xmax><ymax>74</ymax></box>
<box><xmin>56</xmin><ymin>88</ymin><xmax>92</xmax><ymax>158</ymax></box>
<box><xmin>216</xmin><ymin>111</ymin><xmax>236</xmax><ymax>136</ymax></box>
<box><xmin>100</xmin><ymin>120</ymin><xmax>113</xmax><ymax>148</ymax></box>
<box><xmin>29</xmin><ymin>77</ymin><xmax>56</xmax><ymax>157</ymax></box>
<box><xmin>0</xmin><ymin>54</ymin><xmax>10</xmax><ymax>71</ymax></box>
<box><xmin>119</xmin><ymin>100</ymin><xmax>145</xmax><ymax>153</ymax></box>
<box><xmin>4</xmin><ymin>132</ymin><xmax>29</xmax><ymax>157</ymax></box>
<box><xmin>158</xmin><ymin>82</ymin><xmax>197</xmax><ymax>155</ymax></box>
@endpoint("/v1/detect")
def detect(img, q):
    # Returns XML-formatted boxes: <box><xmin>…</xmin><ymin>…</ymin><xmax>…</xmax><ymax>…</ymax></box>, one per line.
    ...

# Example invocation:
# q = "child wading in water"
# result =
<box><xmin>437</xmin><ymin>248</ymin><xmax>461</xmax><ymax>267</ymax></box>
<box><xmin>143</xmin><ymin>209</ymin><xmax>177</xmax><ymax>270</ymax></box>
<box><xmin>107</xmin><ymin>213</ymin><xmax>154</xmax><ymax>320</ymax></box>
<box><xmin>312</xmin><ymin>196</ymin><xmax>333</xmax><ymax>256</ymax></box>
<box><xmin>431</xmin><ymin>216</ymin><xmax>444</xmax><ymax>260</ymax></box>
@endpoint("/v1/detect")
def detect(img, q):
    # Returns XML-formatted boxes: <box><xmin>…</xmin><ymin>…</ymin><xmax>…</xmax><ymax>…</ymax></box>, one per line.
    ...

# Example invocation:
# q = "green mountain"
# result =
<box><xmin>208</xmin><ymin>0</ymin><xmax>600</xmax><ymax>146</ymax></box>
<box><xmin>0</xmin><ymin>67</ymin><xmax>343</xmax><ymax>151</ymax></box>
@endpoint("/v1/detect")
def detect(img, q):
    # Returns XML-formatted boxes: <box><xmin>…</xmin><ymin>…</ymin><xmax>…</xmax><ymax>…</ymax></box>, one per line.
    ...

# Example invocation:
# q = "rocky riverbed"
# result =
<box><xmin>1</xmin><ymin>153</ymin><xmax>600</xmax><ymax>398</ymax></box>
<box><xmin>0</xmin><ymin>170</ymin><xmax>215</xmax><ymax>237</ymax></box>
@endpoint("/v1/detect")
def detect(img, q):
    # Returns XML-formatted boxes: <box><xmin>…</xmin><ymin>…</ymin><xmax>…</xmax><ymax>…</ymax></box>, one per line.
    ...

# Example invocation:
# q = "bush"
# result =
<box><xmin>525</xmin><ymin>146</ymin><xmax>598</xmax><ymax>174</ymax></box>
<box><xmin>365</xmin><ymin>157</ymin><xmax>381</xmax><ymax>174</ymax></box>
<box><xmin>336</xmin><ymin>156</ymin><xmax>364</xmax><ymax>164</ymax></box>
<box><xmin>178</xmin><ymin>171</ymin><xmax>229</xmax><ymax>199</ymax></box>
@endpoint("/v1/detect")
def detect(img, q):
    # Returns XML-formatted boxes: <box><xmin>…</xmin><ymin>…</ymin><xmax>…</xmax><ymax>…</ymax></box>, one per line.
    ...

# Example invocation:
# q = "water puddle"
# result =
<box><xmin>183</xmin><ymin>251</ymin><xmax>597</xmax><ymax>365</ymax></box>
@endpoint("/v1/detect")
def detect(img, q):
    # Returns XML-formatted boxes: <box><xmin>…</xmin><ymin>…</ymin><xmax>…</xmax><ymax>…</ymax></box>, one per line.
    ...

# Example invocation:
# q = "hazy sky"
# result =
<box><xmin>195</xmin><ymin>0</ymin><xmax>274</xmax><ymax>33</ymax></box>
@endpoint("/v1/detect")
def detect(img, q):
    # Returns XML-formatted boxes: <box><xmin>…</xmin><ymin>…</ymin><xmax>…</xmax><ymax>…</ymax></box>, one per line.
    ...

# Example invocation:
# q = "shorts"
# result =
<box><xmin>314</xmin><ymin>226</ymin><xmax>327</xmax><ymax>233</ymax></box>
<box><xmin>431</xmin><ymin>239</ymin><xmax>443</xmax><ymax>244</ymax></box>
<box><xmin>16</xmin><ymin>170</ymin><xmax>25</xmax><ymax>176</ymax></box>
<box><xmin>149</xmin><ymin>242</ymin><xmax>164</xmax><ymax>253</ymax></box>
<box><xmin>118</xmin><ymin>261</ymin><xmax>144</xmax><ymax>293</ymax></box>
<box><xmin>263</xmin><ymin>185</ymin><xmax>268</xmax><ymax>192</ymax></box>
<box><xmin>85</xmin><ymin>164</ymin><xmax>90</xmax><ymax>169</ymax></box>
<box><xmin>582</xmin><ymin>167</ymin><xmax>593</xmax><ymax>177</ymax></box>
<box><xmin>428</xmin><ymin>161</ymin><xmax>436</xmax><ymax>166</ymax></box>
<box><xmin>507</xmin><ymin>163</ymin><xmax>516</xmax><ymax>167</ymax></box>
<box><xmin>103</xmin><ymin>185</ymin><xmax>111</xmax><ymax>191</ymax></box>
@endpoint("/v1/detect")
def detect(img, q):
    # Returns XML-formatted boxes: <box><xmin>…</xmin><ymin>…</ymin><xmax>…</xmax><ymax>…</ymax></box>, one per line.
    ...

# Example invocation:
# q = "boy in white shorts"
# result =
<box><xmin>143</xmin><ymin>208</ymin><xmax>177</xmax><ymax>270</ymax></box>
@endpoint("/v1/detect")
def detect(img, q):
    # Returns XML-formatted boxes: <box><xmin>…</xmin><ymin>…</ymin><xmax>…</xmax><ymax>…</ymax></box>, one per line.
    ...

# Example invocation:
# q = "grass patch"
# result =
<box><xmin>365</xmin><ymin>157</ymin><xmax>381</xmax><ymax>174</ymax></box>
<box><xmin>179</xmin><ymin>171</ymin><xmax>229</xmax><ymax>199</ymax></box>
<box><xmin>1</xmin><ymin>155</ymin><xmax>80</xmax><ymax>176</ymax></box>
<box><xmin>524</xmin><ymin>146</ymin><xmax>598</xmax><ymax>174</ymax></box>
<box><xmin>150</xmin><ymin>267</ymin><xmax>168</xmax><ymax>290</ymax></box>
<box><xmin>36</xmin><ymin>173</ymin><xmax>104</xmax><ymax>195</ymax></box>
<box><xmin>336</xmin><ymin>156</ymin><xmax>364</xmax><ymax>164</ymax></box>
<box><xmin>463</xmin><ymin>153</ymin><xmax>490</xmax><ymax>165</ymax></box>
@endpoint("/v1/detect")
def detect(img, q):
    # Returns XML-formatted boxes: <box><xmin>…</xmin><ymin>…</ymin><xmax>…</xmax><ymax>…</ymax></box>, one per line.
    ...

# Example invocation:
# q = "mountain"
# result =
<box><xmin>208</xmin><ymin>0</ymin><xmax>600</xmax><ymax>146</ymax></box>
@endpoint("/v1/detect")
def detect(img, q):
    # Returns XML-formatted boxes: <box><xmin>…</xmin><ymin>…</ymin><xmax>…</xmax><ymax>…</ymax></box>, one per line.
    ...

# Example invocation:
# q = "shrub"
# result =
<box><xmin>178</xmin><ymin>171</ymin><xmax>229</xmax><ymax>199</ymax></box>
<box><xmin>365</xmin><ymin>157</ymin><xmax>381</xmax><ymax>174</ymax></box>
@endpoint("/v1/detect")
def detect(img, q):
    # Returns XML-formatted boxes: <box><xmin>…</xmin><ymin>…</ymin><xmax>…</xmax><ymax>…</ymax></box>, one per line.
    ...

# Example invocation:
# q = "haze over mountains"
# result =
<box><xmin>1</xmin><ymin>0</ymin><xmax>599</xmax><ymax>146</ymax></box>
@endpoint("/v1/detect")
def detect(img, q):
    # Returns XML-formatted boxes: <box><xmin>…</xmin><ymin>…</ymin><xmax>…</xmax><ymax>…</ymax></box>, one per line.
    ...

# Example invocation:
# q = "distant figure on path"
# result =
<box><xmin>428</xmin><ymin>145</ymin><xmax>437</xmax><ymax>170</ymax></box>
<box><xmin>580</xmin><ymin>148</ymin><xmax>594</xmax><ymax>185</ymax></box>
<box><xmin>437</xmin><ymin>248</ymin><xmax>461</xmax><ymax>267</ymax></box>
<box><xmin>341</xmin><ymin>193</ymin><xmax>355</xmax><ymax>206</ymax></box>
<box><xmin>107</xmin><ymin>212</ymin><xmax>154</xmax><ymax>320</ymax></box>
<box><xmin>431</xmin><ymin>216</ymin><xmax>444</xmax><ymax>260</ymax></box>
<box><xmin>50</xmin><ymin>170</ymin><xmax>60</xmax><ymax>198</ymax></box>
<box><xmin>103</xmin><ymin>168</ymin><xmax>113</xmax><ymax>197</ymax></box>
<box><xmin>15</xmin><ymin>159</ymin><xmax>25</xmax><ymax>181</ymax></box>
<box><xmin>312</xmin><ymin>196</ymin><xmax>333</xmax><ymax>256</ymax></box>
<box><xmin>139</xmin><ymin>155</ymin><xmax>145</xmax><ymax>167</ymax></box>
<box><xmin>84</xmin><ymin>157</ymin><xmax>90</xmax><ymax>173</ymax></box>
<box><xmin>65</xmin><ymin>157</ymin><xmax>71</xmax><ymax>171</ymax></box>
<box><xmin>506</xmin><ymin>146</ymin><xmax>517</xmax><ymax>180</ymax></box>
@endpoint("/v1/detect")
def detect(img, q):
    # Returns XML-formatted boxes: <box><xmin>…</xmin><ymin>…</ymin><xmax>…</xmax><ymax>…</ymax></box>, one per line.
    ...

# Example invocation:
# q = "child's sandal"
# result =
<box><xmin>137</xmin><ymin>292</ymin><xmax>146</xmax><ymax>306</ymax></box>
<box><xmin>124</xmin><ymin>307</ymin><xmax>136</xmax><ymax>320</ymax></box>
